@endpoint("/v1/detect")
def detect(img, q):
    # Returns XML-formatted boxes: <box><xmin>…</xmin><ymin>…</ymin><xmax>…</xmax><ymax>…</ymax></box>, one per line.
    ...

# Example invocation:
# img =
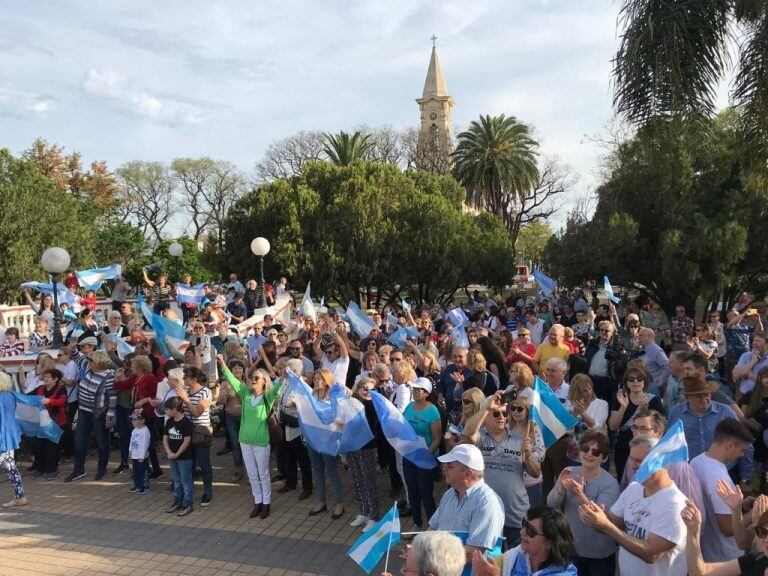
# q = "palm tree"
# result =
<box><xmin>452</xmin><ymin>114</ymin><xmax>540</xmax><ymax>228</ymax></box>
<box><xmin>322</xmin><ymin>130</ymin><xmax>374</xmax><ymax>166</ymax></box>
<box><xmin>614</xmin><ymin>0</ymin><xmax>768</xmax><ymax>164</ymax></box>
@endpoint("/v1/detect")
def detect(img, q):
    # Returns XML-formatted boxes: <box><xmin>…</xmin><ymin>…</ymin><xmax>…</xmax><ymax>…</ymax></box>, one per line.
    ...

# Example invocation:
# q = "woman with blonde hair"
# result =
<box><xmin>0</xmin><ymin>371</ymin><xmax>28</xmax><ymax>506</ymax></box>
<box><xmin>508</xmin><ymin>362</ymin><xmax>535</xmax><ymax>397</ymax></box>
<box><xmin>347</xmin><ymin>377</ymin><xmax>381</xmax><ymax>532</ymax></box>
<box><xmin>566</xmin><ymin>374</ymin><xmax>608</xmax><ymax>430</ymax></box>
<box><xmin>21</xmin><ymin>353</ymin><xmax>55</xmax><ymax>394</ymax></box>
<box><xmin>445</xmin><ymin>387</ymin><xmax>485</xmax><ymax>450</ymax></box>
<box><xmin>307</xmin><ymin>369</ymin><xmax>345</xmax><ymax>519</ymax></box>
<box><xmin>216</xmin><ymin>355</ymin><xmax>282</xmax><ymax>519</ymax></box>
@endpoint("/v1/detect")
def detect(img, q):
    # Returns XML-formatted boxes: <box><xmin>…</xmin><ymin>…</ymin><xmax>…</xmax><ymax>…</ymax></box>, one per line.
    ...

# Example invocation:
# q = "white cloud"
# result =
<box><xmin>82</xmin><ymin>67</ymin><xmax>205</xmax><ymax>125</ymax></box>
<box><xmin>0</xmin><ymin>85</ymin><xmax>54</xmax><ymax>116</ymax></box>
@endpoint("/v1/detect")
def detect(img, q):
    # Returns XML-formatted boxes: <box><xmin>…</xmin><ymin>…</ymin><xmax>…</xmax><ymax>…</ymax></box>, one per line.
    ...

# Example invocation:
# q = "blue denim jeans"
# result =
<box><xmin>74</xmin><ymin>409</ymin><xmax>111</xmax><ymax>475</ymax></box>
<box><xmin>115</xmin><ymin>405</ymin><xmax>132</xmax><ymax>465</ymax></box>
<box><xmin>192</xmin><ymin>445</ymin><xmax>213</xmax><ymax>495</ymax></box>
<box><xmin>224</xmin><ymin>414</ymin><xmax>243</xmax><ymax>467</ymax></box>
<box><xmin>308</xmin><ymin>447</ymin><xmax>342</xmax><ymax>505</ymax></box>
<box><xmin>170</xmin><ymin>459</ymin><xmax>194</xmax><ymax>508</ymax></box>
<box><xmin>132</xmin><ymin>459</ymin><xmax>148</xmax><ymax>491</ymax></box>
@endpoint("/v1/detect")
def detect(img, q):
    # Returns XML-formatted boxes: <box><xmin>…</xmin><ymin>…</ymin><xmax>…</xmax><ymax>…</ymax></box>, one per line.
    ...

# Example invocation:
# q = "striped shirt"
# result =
<box><xmin>76</xmin><ymin>369</ymin><xmax>116</xmax><ymax>421</ymax></box>
<box><xmin>0</xmin><ymin>341</ymin><xmax>24</xmax><ymax>357</ymax></box>
<box><xmin>150</xmin><ymin>285</ymin><xmax>172</xmax><ymax>305</ymax></box>
<box><xmin>184</xmin><ymin>386</ymin><xmax>212</xmax><ymax>427</ymax></box>
<box><xmin>428</xmin><ymin>480</ymin><xmax>505</xmax><ymax>550</ymax></box>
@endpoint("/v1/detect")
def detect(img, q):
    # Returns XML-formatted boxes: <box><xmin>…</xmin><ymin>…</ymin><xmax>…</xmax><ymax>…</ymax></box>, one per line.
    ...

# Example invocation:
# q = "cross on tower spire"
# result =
<box><xmin>430</xmin><ymin>34</ymin><xmax>437</xmax><ymax>47</ymax></box>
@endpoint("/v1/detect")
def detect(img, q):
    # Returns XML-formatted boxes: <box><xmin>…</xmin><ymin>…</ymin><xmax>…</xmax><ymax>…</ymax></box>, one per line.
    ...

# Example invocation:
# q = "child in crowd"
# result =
<box><xmin>0</xmin><ymin>328</ymin><xmax>24</xmax><ymax>357</ymax></box>
<box><xmin>129</xmin><ymin>412</ymin><xmax>151</xmax><ymax>495</ymax></box>
<box><xmin>162</xmin><ymin>397</ymin><xmax>194</xmax><ymax>516</ymax></box>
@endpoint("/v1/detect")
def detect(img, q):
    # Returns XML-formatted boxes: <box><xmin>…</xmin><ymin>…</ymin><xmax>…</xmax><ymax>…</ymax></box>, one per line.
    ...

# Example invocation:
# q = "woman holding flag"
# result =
<box><xmin>348</xmin><ymin>377</ymin><xmax>381</xmax><ymax>532</ymax></box>
<box><xmin>0</xmin><ymin>372</ymin><xmax>28</xmax><ymax>507</ymax></box>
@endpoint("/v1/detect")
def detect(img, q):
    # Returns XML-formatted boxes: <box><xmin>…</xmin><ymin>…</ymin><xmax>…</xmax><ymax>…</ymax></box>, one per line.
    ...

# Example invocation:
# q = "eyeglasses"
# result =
<box><xmin>580</xmin><ymin>446</ymin><xmax>603</xmax><ymax>457</ymax></box>
<box><xmin>461</xmin><ymin>399</ymin><xmax>474</xmax><ymax>405</ymax></box>
<box><xmin>509</xmin><ymin>405</ymin><xmax>525</xmax><ymax>413</ymax></box>
<box><xmin>491</xmin><ymin>409</ymin><xmax>508</xmax><ymax>418</ymax></box>
<box><xmin>626</xmin><ymin>376</ymin><xmax>644</xmax><ymax>382</ymax></box>
<box><xmin>325</xmin><ymin>350</ymin><xmax>337</xmax><ymax>356</ymax></box>
<box><xmin>755</xmin><ymin>525</ymin><xmax>768</xmax><ymax>539</ymax></box>
<box><xmin>290</xmin><ymin>347</ymin><xmax>302</xmax><ymax>352</ymax></box>
<box><xmin>600</xmin><ymin>329</ymin><xmax>611</xmax><ymax>334</ymax></box>
<box><xmin>521</xmin><ymin>518</ymin><xmax>544</xmax><ymax>539</ymax></box>
<box><xmin>362</xmin><ymin>386</ymin><xmax>375</xmax><ymax>392</ymax></box>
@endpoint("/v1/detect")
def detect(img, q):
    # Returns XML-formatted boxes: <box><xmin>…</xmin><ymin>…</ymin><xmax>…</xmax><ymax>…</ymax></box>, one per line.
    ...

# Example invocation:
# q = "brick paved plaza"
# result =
<box><xmin>0</xmin><ymin>442</ymin><xmax>419</xmax><ymax>576</ymax></box>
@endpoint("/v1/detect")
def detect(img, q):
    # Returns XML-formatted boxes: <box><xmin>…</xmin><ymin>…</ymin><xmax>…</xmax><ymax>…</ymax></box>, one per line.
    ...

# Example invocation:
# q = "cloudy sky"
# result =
<box><xmin>2</xmin><ymin>0</ymin><xmax>625</xmax><ymax>212</ymax></box>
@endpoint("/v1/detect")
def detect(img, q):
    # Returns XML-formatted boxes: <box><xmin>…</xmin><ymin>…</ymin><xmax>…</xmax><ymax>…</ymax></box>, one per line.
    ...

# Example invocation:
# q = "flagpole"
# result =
<box><xmin>383</xmin><ymin>502</ymin><xmax>398</xmax><ymax>574</ymax></box>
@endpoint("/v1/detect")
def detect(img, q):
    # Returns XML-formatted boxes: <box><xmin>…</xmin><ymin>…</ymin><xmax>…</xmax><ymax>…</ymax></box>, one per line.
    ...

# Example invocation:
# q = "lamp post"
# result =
<box><xmin>250</xmin><ymin>237</ymin><xmax>271</xmax><ymax>309</ymax></box>
<box><xmin>40</xmin><ymin>247</ymin><xmax>71</xmax><ymax>348</ymax></box>
<box><xmin>168</xmin><ymin>242</ymin><xmax>183</xmax><ymax>258</ymax></box>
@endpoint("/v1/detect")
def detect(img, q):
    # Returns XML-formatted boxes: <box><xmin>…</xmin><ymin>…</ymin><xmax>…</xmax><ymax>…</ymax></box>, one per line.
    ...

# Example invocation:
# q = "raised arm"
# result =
<box><xmin>682</xmin><ymin>500</ymin><xmax>741</xmax><ymax>576</ymax></box>
<box><xmin>141</xmin><ymin>268</ymin><xmax>155</xmax><ymax>288</ymax></box>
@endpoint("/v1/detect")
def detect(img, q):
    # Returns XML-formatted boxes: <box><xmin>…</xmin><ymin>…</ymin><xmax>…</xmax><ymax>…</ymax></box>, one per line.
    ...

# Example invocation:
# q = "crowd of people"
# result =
<box><xmin>3</xmin><ymin>273</ymin><xmax>768</xmax><ymax>576</ymax></box>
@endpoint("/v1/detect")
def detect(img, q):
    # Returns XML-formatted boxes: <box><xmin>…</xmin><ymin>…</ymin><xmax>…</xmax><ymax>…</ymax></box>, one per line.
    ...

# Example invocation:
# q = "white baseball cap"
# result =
<box><xmin>411</xmin><ymin>377</ymin><xmax>432</xmax><ymax>394</ymax></box>
<box><xmin>437</xmin><ymin>443</ymin><xmax>484</xmax><ymax>471</ymax></box>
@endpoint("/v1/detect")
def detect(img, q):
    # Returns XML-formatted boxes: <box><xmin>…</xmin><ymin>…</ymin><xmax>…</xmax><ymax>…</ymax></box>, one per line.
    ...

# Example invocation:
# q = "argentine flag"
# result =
<box><xmin>286</xmin><ymin>371</ymin><xmax>373</xmax><ymax>456</ymax></box>
<box><xmin>12</xmin><ymin>392</ymin><xmax>63</xmax><ymax>443</ymax></box>
<box><xmin>75</xmin><ymin>264</ymin><xmax>122</xmax><ymax>291</ymax></box>
<box><xmin>176</xmin><ymin>282</ymin><xmax>206</xmax><ymax>305</ymax></box>
<box><xmin>106</xmin><ymin>332</ymin><xmax>135</xmax><ymax>360</ymax></box>
<box><xmin>405</xmin><ymin>326</ymin><xmax>419</xmax><ymax>339</ymax></box>
<box><xmin>346</xmin><ymin>301</ymin><xmax>378</xmax><ymax>338</ymax></box>
<box><xmin>137</xmin><ymin>293</ymin><xmax>185</xmax><ymax>357</ymax></box>
<box><xmin>528</xmin><ymin>377</ymin><xmax>579</xmax><ymax>448</ymax></box>
<box><xmin>603</xmin><ymin>276</ymin><xmax>621</xmax><ymax>304</ymax></box>
<box><xmin>348</xmin><ymin>504</ymin><xmax>400</xmax><ymax>574</ymax></box>
<box><xmin>370</xmin><ymin>390</ymin><xmax>438</xmax><ymax>469</ymax></box>
<box><xmin>299</xmin><ymin>283</ymin><xmax>317</xmax><ymax>322</ymax></box>
<box><xmin>635</xmin><ymin>420</ymin><xmax>689</xmax><ymax>484</ymax></box>
<box><xmin>401</xmin><ymin>298</ymin><xmax>411</xmax><ymax>311</ymax></box>
<box><xmin>387</xmin><ymin>326</ymin><xmax>408</xmax><ymax>349</ymax></box>
<box><xmin>446</xmin><ymin>306</ymin><xmax>469</xmax><ymax>327</ymax></box>
<box><xmin>532</xmin><ymin>267</ymin><xmax>557</xmax><ymax>297</ymax></box>
<box><xmin>449</xmin><ymin>325</ymin><xmax>470</xmax><ymax>349</ymax></box>
<box><xmin>21</xmin><ymin>281</ymin><xmax>76</xmax><ymax>306</ymax></box>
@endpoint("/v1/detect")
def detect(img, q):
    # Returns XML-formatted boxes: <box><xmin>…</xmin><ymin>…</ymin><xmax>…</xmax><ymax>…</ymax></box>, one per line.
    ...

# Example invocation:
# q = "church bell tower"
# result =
<box><xmin>416</xmin><ymin>36</ymin><xmax>454</xmax><ymax>173</ymax></box>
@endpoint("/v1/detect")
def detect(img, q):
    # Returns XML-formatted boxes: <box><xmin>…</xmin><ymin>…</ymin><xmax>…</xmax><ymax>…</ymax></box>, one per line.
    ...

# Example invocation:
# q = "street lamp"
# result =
<box><xmin>250</xmin><ymin>237</ymin><xmax>271</xmax><ymax>308</ymax></box>
<box><xmin>168</xmin><ymin>242</ymin><xmax>183</xmax><ymax>258</ymax></box>
<box><xmin>40</xmin><ymin>247</ymin><xmax>70</xmax><ymax>348</ymax></box>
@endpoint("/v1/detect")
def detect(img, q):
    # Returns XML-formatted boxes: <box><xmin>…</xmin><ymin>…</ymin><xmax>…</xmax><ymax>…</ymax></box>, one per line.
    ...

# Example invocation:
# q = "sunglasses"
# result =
<box><xmin>580</xmin><ymin>446</ymin><xmax>603</xmax><ymax>457</ymax></box>
<box><xmin>290</xmin><ymin>347</ymin><xmax>302</xmax><ymax>352</ymax></box>
<box><xmin>461</xmin><ymin>399</ymin><xmax>474</xmax><ymax>406</ymax></box>
<box><xmin>626</xmin><ymin>376</ymin><xmax>645</xmax><ymax>382</ymax></box>
<box><xmin>521</xmin><ymin>518</ymin><xmax>544</xmax><ymax>539</ymax></box>
<box><xmin>491</xmin><ymin>409</ymin><xmax>508</xmax><ymax>418</ymax></box>
<box><xmin>362</xmin><ymin>386</ymin><xmax>375</xmax><ymax>392</ymax></box>
<box><xmin>508</xmin><ymin>405</ymin><xmax>525</xmax><ymax>413</ymax></box>
<box><xmin>755</xmin><ymin>525</ymin><xmax>768</xmax><ymax>539</ymax></box>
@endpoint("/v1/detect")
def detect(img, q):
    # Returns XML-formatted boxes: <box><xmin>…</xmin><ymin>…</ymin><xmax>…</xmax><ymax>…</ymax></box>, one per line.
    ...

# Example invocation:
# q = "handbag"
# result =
<box><xmin>191</xmin><ymin>424</ymin><xmax>213</xmax><ymax>447</ymax></box>
<box><xmin>279</xmin><ymin>409</ymin><xmax>300</xmax><ymax>428</ymax></box>
<box><xmin>268</xmin><ymin>411</ymin><xmax>283</xmax><ymax>442</ymax></box>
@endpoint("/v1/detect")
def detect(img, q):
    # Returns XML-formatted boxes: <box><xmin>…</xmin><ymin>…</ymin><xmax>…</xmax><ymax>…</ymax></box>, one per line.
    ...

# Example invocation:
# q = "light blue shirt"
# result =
<box><xmin>429</xmin><ymin>479</ymin><xmax>505</xmax><ymax>550</ymax></box>
<box><xmin>667</xmin><ymin>400</ymin><xmax>754</xmax><ymax>482</ymax></box>
<box><xmin>640</xmin><ymin>342</ymin><xmax>670</xmax><ymax>391</ymax></box>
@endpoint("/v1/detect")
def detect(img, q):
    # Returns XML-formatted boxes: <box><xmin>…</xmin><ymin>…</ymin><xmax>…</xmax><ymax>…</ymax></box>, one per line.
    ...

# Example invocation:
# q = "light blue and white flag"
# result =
<box><xmin>137</xmin><ymin>293</ymin><xmax>185</xmax><ymax>357</ymax></box>
<box><xmin>106</xmin><ymin>333</ymin><xmax>135</xmax><ymax>360</ymax></box>
<box><xmin>299</xmin><ymin>283</ymin><xmax>317</xmax><ymax>323</ymax></box>
<box><xmin>348</xmin><ymin>504</ymin><xmax>400</xmax><ymax>574</ymax></box>
<box><xmin>370</xmin><ymin>390</ymin><xmax>438</xmax><ymax>469</ymax></box>
<box><xmin>387</xmin><ymin>326</ymin><xmax>408</xmax><ymax>349</ymax></box>
<box><xmin>21</xmin><ymin>282</ymin><xmax>76</xmax><ymax>306</ymax></box>
<box><xmin>12</xmin><ymin>392</ymin><xmax>63</xmax><ymax>444</ymax></box>
<box><xmin>446</xmin><ymin>306</ymin><xmax>469</xmax><ymax>327</ymax></box>
<box><xmin>75</xmin><ymin>264</ymin><xmax>122</xmax><ymax>291</ymax></box>
<box><xmin>635</xmin><ymin>420</ymin><xmax>689</xmax><ymax>484</ymax></box>
<box><xmin>448</xmin><ymin>325</ymin><xmax>470</xmax><ymax>349</ymax></box>
<box><xmin>401</xmin><ymin>298</ymin><xmax>411</xmax><ymax>311</ymax></box>
<box><xmin>451</xmin><ymin>532</ymin><xmax>505</xmax><ymax>576</ymax></box>
<box><xmin>404</xmin><ymin>326</ymin><xmax>419</xmax><ymax>339</ymax></box>
<box><xmin>346</xmin><ymin>301</ymin><xmax>378</xmax><ymax>338</ymax></box>
<box><xmin>386</xmin><ymin>312</ymin><xmax>399</xmax><ymax>332</ymax></box>
<box><xmin>532</xmin><ymin>267</ymin><xmax>557</xmax><ymax>297</ymax></box>
<box><xmin>528</xmin><ymin>377</ymin><xmax>579</xmax><ymax>448</ymax></box>
<box><xmin>318</xmin><ymin>296</ymin><xmax>327</xmax><ymax>315</ymax></box>
<box><xmin>603</xmin><ymin>276</ymin><xmax>621</xmax><ymax>304</ymax></box>
<box><xmin>286</xmin><ymin>371</ymin><xmax>373</xmax><ymax>456</ymax></box>
<box><xmin>176</xmin><ymin>282</ymin><xmax>206</xmax><ymax>305</ymax></box>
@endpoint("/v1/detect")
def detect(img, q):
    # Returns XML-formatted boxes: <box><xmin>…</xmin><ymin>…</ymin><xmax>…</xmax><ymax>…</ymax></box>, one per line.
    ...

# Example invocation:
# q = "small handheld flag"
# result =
<box><xmin>528</xmin><ymin>377</ymin><xmax>579</xmax><ymax>448</ymax></box>
<box><xmin>387</xmin><ymin>326</ymin><xmax>408</xmax><ymax>349</ymax></box>
<box><xmin>346</xmin><ymin>301</ymin><xmax>378</xmax><ymax>338</ymax></box>
<box><xmin>448</xmin><ymin>325</ymin><xmax>469</xmax><ymax>349</ymax></box>
<box><xmin>446</xmin><ymin>306</ymin><xmax>469</xmax><ymax>327</ymax></box>
<box><xmin>347</xmin><ymin>504</ymin><xmax>400</xmax><ymax>574</ymax></box>
<box><xmin>635</xmin><ymin>420</ymin><xmax>689</xmax><ymax>484</ymax></box>
<box><xmin>603</xmin><ymin>276</ymin><xmax>620</xmax><ymax>304</ymax></box>
<box><xmin>138</xmin><ymin>293</ymin><xmax>185</xmax><ymax>357</ymax></box>
<box><xmin>299</xmin><ymin>283</ymin><xmax>317</xmax><ymax>322</ymax></box>
<box><xmin>401</xmin><ymin>298</ymin><xmax>411</xmax><ymax>311</ymax></box>
<box><xmin>75</xmin><ymin>264</ymin><xmax>122</xmax><ymax>291</ymax></box>
<box><xmin>532</xmin><ymin>267</ymin><xmax>557</xmax><ymax>297</ymax></box>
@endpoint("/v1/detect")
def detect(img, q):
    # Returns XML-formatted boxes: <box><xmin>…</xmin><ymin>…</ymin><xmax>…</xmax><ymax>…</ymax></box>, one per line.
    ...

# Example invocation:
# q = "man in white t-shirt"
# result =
<box><xmin>314</xmin><ymin>329</ymin><xmax>349</xmax><ymax>387</ymax></box>
<box><xmin>579</xmin><ymin>435</ymin><xmax>688</xmax><ymax>576</ymax></box>
<box><xmin>690</xmin><ymin>417</ymin><xmax>753</xmax><ymax>562</ymax></box>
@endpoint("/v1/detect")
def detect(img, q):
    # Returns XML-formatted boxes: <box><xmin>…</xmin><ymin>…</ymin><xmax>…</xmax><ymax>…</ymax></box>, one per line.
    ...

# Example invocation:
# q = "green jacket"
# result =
<box><xmin>222</xmin><ymin>365</ymin><xmax>283</xmax><ymax>447</ymax></box>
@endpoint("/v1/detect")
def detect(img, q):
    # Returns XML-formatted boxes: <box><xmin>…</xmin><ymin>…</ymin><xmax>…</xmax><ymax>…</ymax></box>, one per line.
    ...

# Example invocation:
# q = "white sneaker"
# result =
<box><xmin>349</xmin><ymin>514</ymin><xmax>369</xmax><ymax>527</ymax></box>
<box><xmin>362</xmin><ymin>519</ymin><xmax>377</xmax><ymax>532</ymax></box>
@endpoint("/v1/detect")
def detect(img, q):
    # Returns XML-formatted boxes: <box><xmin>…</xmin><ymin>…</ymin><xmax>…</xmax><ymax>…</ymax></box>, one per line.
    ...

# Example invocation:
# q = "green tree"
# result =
<box><xmin>125</xmin><ymin>236</ymin><xmax>215</xmax><ymax>286</ymax></box>
<box><xmin>516</xmin><ymin>221</ymin><xmax>553</xmax><ymax>265</ymax></box>
<box><xmin>0</xmin><ymin>149</ymin><xmax>95</xmax><ymax>302</ymax></box>
<box><xmin>613</xmin><ymin>0</ymin><xmax>768</xmax><ymax>165</ymax></box>
<box><xmin>94</xmin><ymin>221</ymin><xmax>150</xmax><ymax>269</ymax></box>
<box><xmin>322</xmin><ymin>131</ymin><xmax>374</xmax><ymax>166</ymax></box>
<box><xmin>453</xmin><ymin>114</ymin><xmax>540</xmax><ymax>239</ymax></box>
